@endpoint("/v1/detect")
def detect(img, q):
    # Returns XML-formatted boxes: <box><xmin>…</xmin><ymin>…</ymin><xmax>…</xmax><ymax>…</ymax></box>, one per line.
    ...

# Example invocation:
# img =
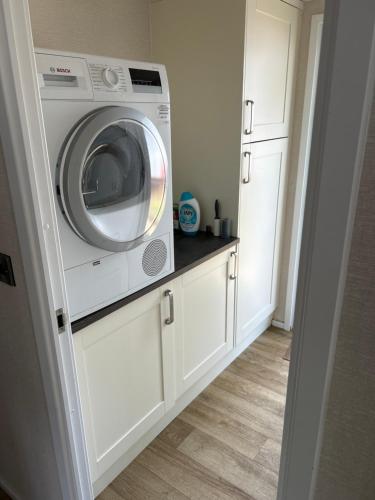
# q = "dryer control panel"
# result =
<box><xmin>36</xmin><ymin>49</ymin><xmax>170</xmax><ymax>103</ymax></box>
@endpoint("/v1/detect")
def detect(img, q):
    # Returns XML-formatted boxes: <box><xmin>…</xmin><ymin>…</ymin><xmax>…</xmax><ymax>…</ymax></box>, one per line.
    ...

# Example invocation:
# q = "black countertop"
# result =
<box><xmin>71</xmin><ymin>231</ymin><xmax>239</xmax><ymax>333</ymax></box>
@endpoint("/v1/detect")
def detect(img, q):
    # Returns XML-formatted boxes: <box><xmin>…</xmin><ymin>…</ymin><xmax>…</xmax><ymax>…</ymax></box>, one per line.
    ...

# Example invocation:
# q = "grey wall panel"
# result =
<box><xmin>150</xmin><ymin>0</ymin><xmax>246</xmax><ymax>232</ymax></box>
<box><xmin>314</xmin><ymin>92</ymin><xmax>375</xmax><ymax>500</ymax></box>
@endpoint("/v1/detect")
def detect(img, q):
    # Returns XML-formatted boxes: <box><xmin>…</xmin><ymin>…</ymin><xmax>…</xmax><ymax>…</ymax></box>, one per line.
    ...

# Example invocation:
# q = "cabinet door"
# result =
<box><xmin>237</xmin><ymin>139</ymin><xmax>288</xmax><ymax>344</ymax></box>
<box><xmin>73</xmin><ymin>287</ymin><xmax>175</xmax><ymax>482</ymax></box>
<box><xmin>243</xmin><ymin>0</ymin><xmax>300</xmax><ymax>142</ymax></box>
<box><xmin>174</xmin><ymin>249</ymin><xmax>236</xmax><ymax>398</ymax></box>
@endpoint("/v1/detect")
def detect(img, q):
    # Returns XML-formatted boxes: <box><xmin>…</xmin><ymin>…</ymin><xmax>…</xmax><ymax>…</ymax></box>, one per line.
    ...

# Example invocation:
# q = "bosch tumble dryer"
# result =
<box><xmin>36</xmin><ymin>49</ymin><xmax>174</xmax><ymax>320</ymax></box>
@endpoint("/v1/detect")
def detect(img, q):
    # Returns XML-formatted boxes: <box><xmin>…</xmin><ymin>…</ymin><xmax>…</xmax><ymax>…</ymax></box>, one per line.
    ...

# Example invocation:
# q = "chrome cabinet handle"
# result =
<box><xmin>242</xmin><ymin>151</ymin><xmax>251</xmax><ymax>184</ymax></box>
<box><xmin>164</xmin><ymin>289</ymin><xmax>174</xmax><ymax>325</ymax></box>
<box><xmin>244</xmin><ymin>99</ymin><xmax>254</xmax><ymax>135</ymax></box>
<box><xmin>229</xmin><ymin>251</ymin><xmax>238</xmax><ymax>280</ymax></box>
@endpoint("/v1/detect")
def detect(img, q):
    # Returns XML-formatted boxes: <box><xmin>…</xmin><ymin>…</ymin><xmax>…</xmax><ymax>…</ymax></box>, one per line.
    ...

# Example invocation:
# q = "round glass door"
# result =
<box><xmin>58</xmin><ymin>106</ymin><xmax>167</xmax><ymax>252</ymax></box>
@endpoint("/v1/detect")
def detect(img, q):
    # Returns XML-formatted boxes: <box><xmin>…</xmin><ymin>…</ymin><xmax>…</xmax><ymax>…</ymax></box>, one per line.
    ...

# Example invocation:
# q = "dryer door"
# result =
<box><xmin>58</xmin><ymin>106</ymin><xmax>167</xmax><ymax>252</ymax></box>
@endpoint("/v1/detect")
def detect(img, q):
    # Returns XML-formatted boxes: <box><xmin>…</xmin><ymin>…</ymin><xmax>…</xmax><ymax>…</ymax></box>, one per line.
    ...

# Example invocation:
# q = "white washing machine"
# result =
<box><xmin>36</xmin><ymin>49</ymin><xmax>174</xmax><ymax>321</ymax></box>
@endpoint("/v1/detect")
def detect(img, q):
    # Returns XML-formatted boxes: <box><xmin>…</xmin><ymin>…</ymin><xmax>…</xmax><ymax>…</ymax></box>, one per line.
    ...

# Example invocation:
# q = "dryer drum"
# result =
<box><xmin>81</xmin><ymin>137</ymin><xmax>145</xmax><ymax>210</ymax></box>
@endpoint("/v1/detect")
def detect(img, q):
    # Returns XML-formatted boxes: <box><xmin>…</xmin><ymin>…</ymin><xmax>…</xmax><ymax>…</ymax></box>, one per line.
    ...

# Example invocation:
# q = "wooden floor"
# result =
<box><xmin>97</xmin><ymin>328</ymin><xmax>292</xmax><ymax>500</ymax></box>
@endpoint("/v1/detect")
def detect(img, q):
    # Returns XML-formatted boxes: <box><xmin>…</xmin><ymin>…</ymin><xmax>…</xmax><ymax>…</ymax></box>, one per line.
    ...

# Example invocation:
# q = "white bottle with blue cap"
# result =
<box><xmin>179</xmin><ymin>192</ymin><xmax>200</xmax><ymax>236</ymax></box>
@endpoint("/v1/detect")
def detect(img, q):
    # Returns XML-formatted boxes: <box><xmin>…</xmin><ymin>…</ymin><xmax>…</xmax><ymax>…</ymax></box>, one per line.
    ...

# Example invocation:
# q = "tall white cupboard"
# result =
<box><xmin>237</xmin><ymin>0</ymin><xmax>300</xmax><ymax>341</ymax></box>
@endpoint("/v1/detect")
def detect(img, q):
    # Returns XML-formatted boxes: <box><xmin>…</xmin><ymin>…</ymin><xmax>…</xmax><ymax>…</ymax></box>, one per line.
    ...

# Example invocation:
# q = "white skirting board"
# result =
<box><xmin>93</xmin><ymin>314</ymin><xmax>273</xmax><ymax>496</ymax></box>
<box><xmin>272</xmin><ymin>319</ymin><xmax>288</xmax><ymax>330</ymax></box>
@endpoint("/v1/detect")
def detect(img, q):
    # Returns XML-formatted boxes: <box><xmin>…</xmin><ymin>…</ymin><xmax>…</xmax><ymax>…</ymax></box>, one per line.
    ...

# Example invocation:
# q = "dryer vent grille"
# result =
<box><xmin>142</xmin><ymin>239</ymin><xmax>167</xmax><ymax>277</ymax></box>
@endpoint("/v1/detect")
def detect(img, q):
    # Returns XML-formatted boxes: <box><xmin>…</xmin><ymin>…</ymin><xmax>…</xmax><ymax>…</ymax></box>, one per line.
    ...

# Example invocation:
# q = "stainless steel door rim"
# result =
<box><xmin>58</xmin><ymin>106</ymin><xmax>167</xmax><ymax>252</ymax></box>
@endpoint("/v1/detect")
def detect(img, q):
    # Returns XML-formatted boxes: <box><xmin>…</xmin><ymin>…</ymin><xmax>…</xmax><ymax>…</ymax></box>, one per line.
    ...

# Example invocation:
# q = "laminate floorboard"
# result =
<box><xmin>96</xmin><ymin>328</ymin><xmax>292</xmax><ymax>500</ymax></box>
<box><xmin>197</xmin><ymin>385</ymin><xmax>285</xmax><ymax>441</ymax></box>
<box><xmin>178</xmin><ymin>399</ymin><xmax>268</xmax><ymax>458</ymax></box>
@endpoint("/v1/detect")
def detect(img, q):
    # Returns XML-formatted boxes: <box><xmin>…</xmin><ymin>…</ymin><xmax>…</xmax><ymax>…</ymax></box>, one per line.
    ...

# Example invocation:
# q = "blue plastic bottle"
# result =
<box><xmin>178</xmin><ymin>192</ymin><xmax>200</xmax><ymax>236</ymax></box>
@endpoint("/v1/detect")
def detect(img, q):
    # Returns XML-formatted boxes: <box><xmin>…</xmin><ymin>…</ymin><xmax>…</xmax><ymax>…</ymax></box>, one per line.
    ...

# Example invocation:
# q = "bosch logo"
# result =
<box><xmin>49</xmin><ymin>66</ymin><xmax>71</xmax><ymax>74</ymax></box>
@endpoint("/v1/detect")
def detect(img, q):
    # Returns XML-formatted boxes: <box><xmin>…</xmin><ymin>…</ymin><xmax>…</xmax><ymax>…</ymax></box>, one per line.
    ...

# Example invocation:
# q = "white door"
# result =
<box><xmin>174</xmin><ymin>249</ymin><xmax>236</xmax><ymax>398</ymax></box>
<box><xmin>237</xmin><ymin>138</ymin><xmax>288</xmax><ymax>344</ymax></box>
<box><xmin>243</xmin><ymin>0</ymin><xmax>300</xmax><ymax>143</ymax></box>
<box><xmin>73</xmin><ymin>286</ymin><xmax>175</xmax><ymax>482</ymax></box>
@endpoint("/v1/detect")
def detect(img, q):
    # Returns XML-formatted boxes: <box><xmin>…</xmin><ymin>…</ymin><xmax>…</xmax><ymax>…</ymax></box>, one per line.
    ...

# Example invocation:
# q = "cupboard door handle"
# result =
<box><xmin>242</xmin><ymin>151</ymin><xmax>251</xmax><ymax>184</ymax></box>
<box><xmin>164</xmin><ymin>290</ymin><xmax>174</xmax><ymax>325</ymax></box>
<box><xmin>229</xmin><ymin>251</ymin><xmax>238</xmax><ymax>280</ymax></box>
<box><xmin>244</xmin><ymin>99</ymin><xmax>254</xmax><ymax>135</ymax></box>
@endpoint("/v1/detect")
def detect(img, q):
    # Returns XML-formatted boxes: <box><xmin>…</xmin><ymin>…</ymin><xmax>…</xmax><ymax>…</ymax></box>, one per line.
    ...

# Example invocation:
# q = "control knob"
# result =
<box><xmin>102</xmin><ymin>67</ymin><xmax>120</xmax><ymax>89</ymax></box>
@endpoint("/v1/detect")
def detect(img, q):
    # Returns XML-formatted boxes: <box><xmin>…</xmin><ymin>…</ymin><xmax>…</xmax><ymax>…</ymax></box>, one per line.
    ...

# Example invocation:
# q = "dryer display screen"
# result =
<box><xmin>129</xmin><ymin>68</ymin><xmax>162</xmax><ymax>94</ymax></box>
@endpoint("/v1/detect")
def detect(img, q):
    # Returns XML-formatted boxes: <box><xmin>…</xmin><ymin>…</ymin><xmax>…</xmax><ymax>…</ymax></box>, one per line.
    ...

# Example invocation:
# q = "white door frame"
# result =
<box><xmin>0</xmin><ymin>1</ymin><xmax>92</xmax><ymax>498</ymax></box>
<box><xmin>1</xmin><ymin>1</ymin><xmax>375</xmax><ymax>500</ymax></box>
<box><xmin>278</xmin><ymin>1</ymin><xmax>375</xmax><ymax>499</ymax></box>
<box><xmin>283</xmin><ymin>13</ymin><xmax>323</xmax><ymax>331</ymax></box>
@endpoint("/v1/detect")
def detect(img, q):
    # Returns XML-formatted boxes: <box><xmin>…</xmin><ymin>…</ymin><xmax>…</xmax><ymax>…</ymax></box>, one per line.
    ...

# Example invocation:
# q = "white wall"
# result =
<box><xmin>150</xmin><ymin>0</ymin><xmax>246</xmax><ymax>232</ymax></box>
<box><xmin>0</xmin><ymin>143</ymin><xmax>64</xmax><ymax>499</ymax></box>
<box><xmin>275</xmin><ymin>0</ymin><xmax>325</xmax><ymax>323</ymax></box>
<box><xmin>28</xmin><ymin>0</ymin><xmax>151</xmax><ymax>60</ymax></box>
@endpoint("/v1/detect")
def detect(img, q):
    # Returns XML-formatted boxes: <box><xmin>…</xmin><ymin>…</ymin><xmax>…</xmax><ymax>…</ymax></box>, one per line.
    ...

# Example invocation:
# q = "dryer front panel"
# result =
<box><xmin>58</xmin><ymin>106</ymin><xmax>167</xmax><ymax>252</ymax></box>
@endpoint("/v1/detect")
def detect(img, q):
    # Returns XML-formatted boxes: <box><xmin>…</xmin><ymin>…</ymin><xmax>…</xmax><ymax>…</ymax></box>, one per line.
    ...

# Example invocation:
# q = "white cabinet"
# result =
<box><xmin>73</xmin><ymin>287</ymin><xmax>176</xmax><ymax>482</ymax></box>
<box><xmin>238</xmin><ymin>0</ymin><xmax>300</xmax><ymax>341</ymax></box>
<box><xmin>73</xmin><ymin>248</ymin><xmax>236</xmax><ymax>483</ymax></box>
<box><xmin>243</xmin><ymin>0</ymin><xmax>300</xmax><ymax>143</ymax></box>
<box><xmin>237</xmin><ymin>138</ymin><xmax>288</xmax><ymax>344</ymax></box>
<box><xmin>173</xmin><ymin>248</ymin><xmax>236</xmax><ymax>398</ymax></box>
